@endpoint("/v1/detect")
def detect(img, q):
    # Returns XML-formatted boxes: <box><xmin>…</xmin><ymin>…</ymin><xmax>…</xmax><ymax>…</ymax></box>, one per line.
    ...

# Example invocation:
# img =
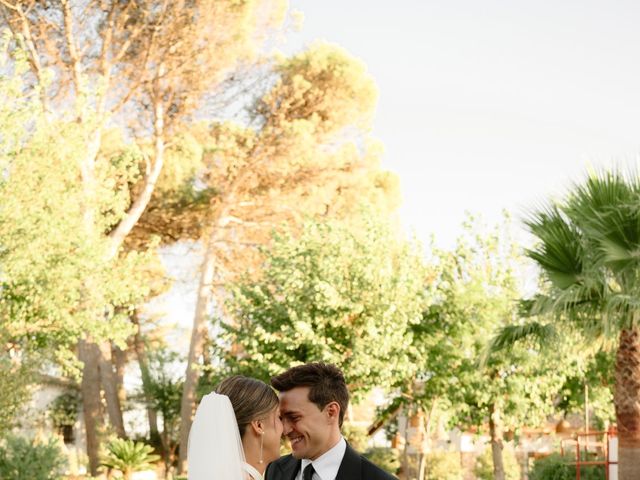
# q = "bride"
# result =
<box><xmin>188</xmin><ymin>375</ymin><xmax>283</xmax><ymax>479</ymax></box>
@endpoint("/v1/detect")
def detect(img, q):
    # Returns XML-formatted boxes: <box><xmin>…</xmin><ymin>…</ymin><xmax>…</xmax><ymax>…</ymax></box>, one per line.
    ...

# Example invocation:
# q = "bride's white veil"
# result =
<box><xmin>188</xmin><ymin>392</ymin><xmax>246</xmax><ymax>479</ymax></box>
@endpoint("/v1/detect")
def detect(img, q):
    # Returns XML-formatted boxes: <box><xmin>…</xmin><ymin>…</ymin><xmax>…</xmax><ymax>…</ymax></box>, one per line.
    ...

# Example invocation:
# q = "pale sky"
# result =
<box><xmin>286</xmin><ymin>0</ymin><xmax>640</xmax><ymax>247</ymax></box>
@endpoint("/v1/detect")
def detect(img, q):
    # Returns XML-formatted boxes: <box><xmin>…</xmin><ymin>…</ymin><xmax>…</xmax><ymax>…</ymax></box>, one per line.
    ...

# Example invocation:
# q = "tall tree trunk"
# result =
<box><xmin>489</xmin><ymin>402</ymin><xmax>505</xmax><ymax>480</ymax></box>
<box><xmin>98</xmin><ymin>341</ymin><xmax>126</xmax><ymax>437</ymax></box>
<box><xmin>420</xmin><ymin>398</ymin><xmax>437</xmax><ymax>480</ymax></box>
<box><xmin>77</xmin><ymin>122</ymin><xmax>105</xmax><ymax>474</ymax></box>
<box><xmin>78</xmin><ymin>340</ymin><xmax>103</xmax><ymax>477</ymax></box>
<box><xmin>131</xmin><ymin>313</ymin><xmax>160</xmax><ymax>439</ymax></box>
<box><xmin>614</xmin><ymin>327</ymin><xmax>640</xmax><ymax>480</ymax></box>
<box><xmin>161</xmin><ymin>428</ymin><xmax>172</xmax><ymax>475</ymax></box>
<box><xmin>177</xmin><ymin>236</ymin><xmax>218</xmax><ymax>473</ymax></box>
<box><xmin>402</xmin><ymin>408</ymin><xmax>410</xmax><ymax>479</ymax></box>
<box><xmin>113</xmin><ymin>343</ymin><xmax>127</xmax><ymax>408</ymax></box>
<box><xmin>201</xmin><ymin>329</ymin><xmax>211</xmax><ymax>365</ymax></box>
<box><xmin>95</xmin><ymin>99</ymin><xmax>166</xmax><ymax>441</ymax></box>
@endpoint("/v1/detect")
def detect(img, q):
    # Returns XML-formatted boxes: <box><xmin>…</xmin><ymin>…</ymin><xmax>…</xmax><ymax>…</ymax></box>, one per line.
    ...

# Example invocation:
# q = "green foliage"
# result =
<box><xmin>266</xmin><ymin>42</ymin><xmax>378</xmax><ymax>136</ymax></box>
<box><xmin>530</xmin><ymin>454</ymin><xmax>574</xmax><ymax>480</ymax></box>
<box><xmin>0</xmin><ymin>435</ymin><xmax>67</xmax><ymax>480</ymax></box>
<box><xmin>529</xmin><ymin>453</ymin><xmax>605</xmax><ymax>480</ymax></box>
<box><xmin>101</xmin><ymin>438</ymin><xmax>160</xmax><ymax>478</ymax></box>
<box><xmin>48</xmin><ymin>391</ymin><xmax>80</xmax><ymax>428</ymax></box>
<box><xmin>412</xmin><ymin>214</ymin><xmax>569</xmax><ymax>431</ymax></box>
<box><xmin>0</xmin><ymin>30</ymin><xmax>39</xmax><ymax>160</ymax></box>
<box><xmin>363</xmin><ymin>447</ymin><xmax>400</xmax><ymax>476</ymax></box>
<box><xmin>0</xmin><ymin>356</ymin><xmax>32</xmax><ymax>435</ymax></box>
<box><xmin>490</xmin><ymin>321</ymin><xmax>560</xmax><ymax>352</ymax></box>
<box><xmin>474</xmin><ymin>446</ymin><xmax>520</xmax><ymax>480</ymax></box>
<box><xmin>0</xmin><ymin>115</ymin><xmax>152</xmax><ymax>371</ymax></box>
<box><xmin>491</xmin><ymin>320</ymin><xmax>615</xmax><ymax>430</ymax></box>
<box><xmin>95</xmin><ymin>130</ymin><xmax>144</xmax><ymax>233</ymax></box>
<box><xmin>145</xmin><ymin>349</ymin><xmax>184</xmax><ymax>440</ymax></box>
<box><xmin>0</xmin><ymin>35</ymin><xmax>156</xmax><ymax>378</ymax></box>
<box><xmin>423</xmin><ymin>451</ymin><xmax>463</xmax><ymax>480</ymax></box>
<box><xmin>556</xmin><ymin>350</ymin><xmax>615</xmax><ymax>427</ymax></box>
<box><xmin>222</xmin><ymin>215</ymin><xmax>425</xmax><ymax>398</ymax></box>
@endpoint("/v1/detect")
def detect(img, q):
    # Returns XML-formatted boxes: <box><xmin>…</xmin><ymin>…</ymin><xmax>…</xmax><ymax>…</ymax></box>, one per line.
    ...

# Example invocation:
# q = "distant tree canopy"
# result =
<box><xmin>402</xmin><ymin>216</ymin><xmax>573</xmax><ymax>480</ymax></box>
<box><xmin>219</xmin><ymin>214</ymin><xmax>425</xmax><ymax>400</ymax></box>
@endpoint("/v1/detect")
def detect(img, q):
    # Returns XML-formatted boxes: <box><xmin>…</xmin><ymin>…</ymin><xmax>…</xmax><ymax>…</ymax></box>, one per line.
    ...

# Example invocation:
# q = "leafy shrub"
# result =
<box><xmin>101</xmin><ymin>438</ymin><xmax>160</xmax><ymax>480</ymax></box>
<box><xmin>0</xmin><ymin>435</ymin><xmax>67</xmax><ymax>480</ymax></box>
<box><xmin>529</xmin><ymin>454</ymin><xmax>572</xmax><ymax>480</ymax></box>
<box><xmin>474</xmin><ymin>446</ymin><xmax>521</xmax><ymax>480</ymax></box>
<box><xmin>49</xmin><ymin>391</ymin><xmax>80</xmax><ymax>443</ymax></box>
<box><xmin>0</xmin><ymin>358</ymin><xmax>33</xmax><ymax>435</ymax></box>
<box><xmin>423</xmin><ymin>451</ymin><xmax>463</xmax><ymax>480</ymax></box>
<box><xmin>49</xmin><ymin>391</ymin><xmax>80</xmax><ymax>428</ymax></box>
<box><xmin>530</xmin><ymin>453</ymin><xmax>605</xmax><ymax>480</ymax></box>
<box><xmin>364</xmin><ymin>447</ymin><xmax>400</xmax><ymax>475</ymax></box>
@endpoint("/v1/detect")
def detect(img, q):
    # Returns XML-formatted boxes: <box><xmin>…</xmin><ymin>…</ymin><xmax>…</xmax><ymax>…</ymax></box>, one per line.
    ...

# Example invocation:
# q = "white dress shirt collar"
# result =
<box><xmin>300</xmin><ymin>437</ymin><xmax>347</xmax><ymax>480</ymax></box>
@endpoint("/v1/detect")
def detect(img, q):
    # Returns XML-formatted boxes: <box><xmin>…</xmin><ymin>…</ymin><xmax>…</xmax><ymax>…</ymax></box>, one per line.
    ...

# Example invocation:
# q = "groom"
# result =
<box><xmin>264</xmin><ymin>362</ymin><xmax>397</xmax><ymax>480</ymax></box>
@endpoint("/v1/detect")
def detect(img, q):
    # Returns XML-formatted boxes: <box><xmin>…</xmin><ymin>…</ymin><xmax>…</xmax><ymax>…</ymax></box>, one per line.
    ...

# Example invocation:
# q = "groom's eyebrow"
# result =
<box><xmin>281</xmin><ymin>409</ymin><xmax>301</xmax><ymax>418</ymax></box>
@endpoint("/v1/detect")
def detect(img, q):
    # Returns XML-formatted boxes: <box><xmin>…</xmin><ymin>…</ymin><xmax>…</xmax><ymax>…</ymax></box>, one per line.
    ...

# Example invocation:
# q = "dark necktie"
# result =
<box><xmin>303</xmin><ymin>463</ymin><xmax>316</xmax><ymax>480</ymax></box>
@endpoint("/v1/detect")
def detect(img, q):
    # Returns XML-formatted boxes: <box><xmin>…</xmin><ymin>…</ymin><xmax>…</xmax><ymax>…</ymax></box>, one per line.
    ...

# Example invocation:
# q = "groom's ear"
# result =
<box><xmin>325</xmin><ymin>401</ymin><xmax>340</xmax><ymax>424</ymax></box>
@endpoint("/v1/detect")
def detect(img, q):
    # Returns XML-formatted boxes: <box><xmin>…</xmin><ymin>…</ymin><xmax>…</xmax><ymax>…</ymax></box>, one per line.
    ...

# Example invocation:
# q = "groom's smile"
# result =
<box><xmin>289</xmin><ymin>434</ymin><xmax>305</xmax><ymax>451</ymax></box>
<box><xmin>279</xmin><ymin>386</ymin><xmax>336</xmax><ymax>460</ymax></box>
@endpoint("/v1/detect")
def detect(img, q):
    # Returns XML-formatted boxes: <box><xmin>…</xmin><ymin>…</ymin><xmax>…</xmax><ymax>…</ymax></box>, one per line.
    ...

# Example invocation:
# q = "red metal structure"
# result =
<box><xmin>560</xmin><ymin>427</ymin><xmax>618</xmax><ymax>480</ymax></box>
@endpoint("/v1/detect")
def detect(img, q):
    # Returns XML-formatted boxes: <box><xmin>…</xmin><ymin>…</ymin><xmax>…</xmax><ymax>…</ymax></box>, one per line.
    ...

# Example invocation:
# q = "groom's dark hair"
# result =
<box><xmin>271</xmin><ymin>362</ymin><xmax>349</xmax><ymax>427</ymax></box>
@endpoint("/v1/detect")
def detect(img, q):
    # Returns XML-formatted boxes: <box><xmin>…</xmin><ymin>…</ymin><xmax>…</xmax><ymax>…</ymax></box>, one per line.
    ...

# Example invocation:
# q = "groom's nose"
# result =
<box><xmin>282</xmin><ymin>419</ymin><xmax>293</xmax><ymax>435</ymax></box>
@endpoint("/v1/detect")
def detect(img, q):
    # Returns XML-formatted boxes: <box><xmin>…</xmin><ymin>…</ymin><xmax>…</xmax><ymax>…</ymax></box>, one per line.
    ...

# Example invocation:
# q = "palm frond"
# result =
<box><xmin>526</xmin><ymin>281</ymin><xmax>604</xmax><ymax>319</ymax></box>
<box><xmin>525</xmin><ymin>205</ymin><xmax>584</xmax><ymax>289</ymax></box>
<box><xmin>566</xmin><ymin>171</ymin><xmax>640</xmax><ymax>272</ymax></box>
<box><xmin>567</xmin><ymin>170</ymin><xmax>635</xmax><ymax>217</ymax></box>
<box><xmin>487</xmin><ymin>321</ymin><xmax>559</xmax><ymax>354</ymax></box>
<box><xmin>522</xmin><ymin>168</ymin><xmax>640</xmax><ymax>344</ymax></box>
<box><xmin>551</xmin><ymin>281</ymin><xmax>605</xmax><ymax>312</ymax></box>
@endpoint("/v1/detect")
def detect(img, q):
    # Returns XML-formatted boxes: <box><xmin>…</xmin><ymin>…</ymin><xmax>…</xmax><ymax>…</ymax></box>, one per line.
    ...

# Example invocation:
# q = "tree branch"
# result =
<box><xmin>60</xmin><ymin>0</ymin><xmax>83</xmax><ymax>96</ymax></box>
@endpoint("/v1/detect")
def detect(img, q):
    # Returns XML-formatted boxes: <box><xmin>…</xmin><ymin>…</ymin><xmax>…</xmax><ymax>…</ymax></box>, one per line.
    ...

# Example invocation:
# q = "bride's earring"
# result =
<box><xmin>259</xmin><ymin>431</ymin><xmax>264</xmax><ymax>464</ymax></box>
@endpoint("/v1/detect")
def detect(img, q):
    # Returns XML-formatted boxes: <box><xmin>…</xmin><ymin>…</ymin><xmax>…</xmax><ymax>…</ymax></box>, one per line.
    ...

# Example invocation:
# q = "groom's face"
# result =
<box><xmin>279</xmin><ymin>386</ymin><xmax>334</xmax><ymax>461</ymax></box>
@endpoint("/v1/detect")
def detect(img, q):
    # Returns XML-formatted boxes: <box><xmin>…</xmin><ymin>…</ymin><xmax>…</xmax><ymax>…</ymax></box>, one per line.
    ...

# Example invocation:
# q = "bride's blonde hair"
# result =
<box><xmin>215</xmin><ymin>375</ymin><xmax>278</xmax><ymax>437</ymax></box>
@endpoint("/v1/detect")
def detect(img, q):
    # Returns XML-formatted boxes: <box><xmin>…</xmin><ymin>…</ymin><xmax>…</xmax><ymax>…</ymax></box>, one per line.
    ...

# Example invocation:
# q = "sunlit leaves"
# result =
<box><xmin>0</xmin><ymin>67</ymin><xmax>153</xmax><ymax>374</ymax></box>
<box><xmin>222</xmin><ymin>215</ymin><xmax>424</xmax><ymax>399</ymax></box>
<box><xmin>413</xmin><ymin>215</ymin><xmax>569</xmax><ymax>432</ymax></box>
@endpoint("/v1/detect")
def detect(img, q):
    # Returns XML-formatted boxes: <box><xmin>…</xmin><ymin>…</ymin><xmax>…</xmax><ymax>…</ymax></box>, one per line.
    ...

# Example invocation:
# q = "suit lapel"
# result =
<box><xmin>273</xmin><ymin>455</ymin><xmax>300</xmax><ymax>480</ymax></box>
<box><xmin>265</xmin><ymin>455</ymin><xmax>299</xmax><ymax>480</ymax></box>
<box><xmin>284</xmin><ymin>457</ymin><xmax>301</xmax><ymax>480</ymax></box>
<box><xmin>335</xmin><ymin>444</ymin><xmax>361</xmax><ymax>480</ymax></box>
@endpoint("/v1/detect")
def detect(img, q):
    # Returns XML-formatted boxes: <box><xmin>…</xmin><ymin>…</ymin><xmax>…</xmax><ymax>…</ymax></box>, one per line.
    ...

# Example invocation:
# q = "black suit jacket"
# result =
<box><xmin>264</xmin><ymin>443</ymin><xmax>397</xmax><ymax>480</ymax></box>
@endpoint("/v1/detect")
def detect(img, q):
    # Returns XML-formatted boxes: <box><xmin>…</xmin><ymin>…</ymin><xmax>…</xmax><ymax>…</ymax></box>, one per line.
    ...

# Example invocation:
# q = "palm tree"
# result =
<box><xmin>503</xmin><ymin>171</ymin><xmax>640</xmax><ymax>479</ymax></box>
<box><xmin>101</xmin><ymin>438</ymin><xmax>160</xmax><ymax>480</ymax></box>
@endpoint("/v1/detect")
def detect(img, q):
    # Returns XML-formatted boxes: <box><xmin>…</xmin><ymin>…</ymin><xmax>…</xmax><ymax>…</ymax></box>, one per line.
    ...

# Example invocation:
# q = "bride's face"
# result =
<box><xmin>262</xmin><ymin>407</ymin><xmax>284</xmax><ymax>464</ymax></box>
